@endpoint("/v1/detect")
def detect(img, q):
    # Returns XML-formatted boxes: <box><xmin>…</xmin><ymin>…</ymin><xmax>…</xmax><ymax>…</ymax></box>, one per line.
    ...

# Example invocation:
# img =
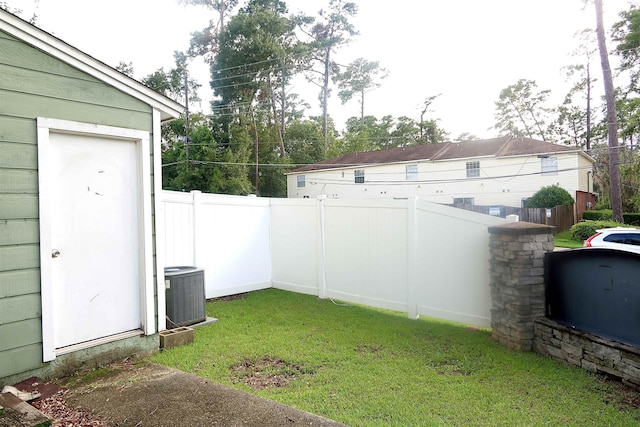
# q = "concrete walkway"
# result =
<box><xmin>64</xmin><ymin>362</ymin><xmax>346</xmax><ymax>427</ymax></box>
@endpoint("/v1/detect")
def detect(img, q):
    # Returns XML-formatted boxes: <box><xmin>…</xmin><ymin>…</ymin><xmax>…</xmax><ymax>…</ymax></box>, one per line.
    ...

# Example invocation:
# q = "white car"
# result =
<box><xmin>583</xmin><ymin>227</ymin><xmax>640</xmax><ymax>253</ymax></box>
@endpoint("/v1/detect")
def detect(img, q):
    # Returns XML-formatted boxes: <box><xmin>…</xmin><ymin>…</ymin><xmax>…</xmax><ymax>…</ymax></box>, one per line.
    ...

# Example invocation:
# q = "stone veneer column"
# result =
<box><xmin>488</xmin><ymin>222</ymin><xmax>555</xmax><ymax>351</ymax></box>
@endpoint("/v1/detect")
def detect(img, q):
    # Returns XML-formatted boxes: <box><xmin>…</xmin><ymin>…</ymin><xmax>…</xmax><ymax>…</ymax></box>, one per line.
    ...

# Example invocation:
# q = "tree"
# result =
<box><xmin>210</xmin><ymin>0</ymin><xmax>299</xmax><ymax>159</ymax></box>
<box><xmin>619</xmin><ymin>148</ymin><xmax>640</xmax><ymax>212</ymax></box>
<box><xmin>493</xmin><ymin>79</ymin><xmax>551</xmax><ymax>140</ymax></box>
<box><xmin>0</xmin><ymin>1</ymin><xmax>38</xmax><ymax>23</ymax></box>
<box><xmin>390</xmin><ymin>116</ymin><xmax>421</xmax><ymax>147</ymax></box>
<box><xmin>418</xmin><ymin>94</ymin><xmax>440</xmax><ymax>139</ymax></box>
<box><xmin>141</xmin><ymin>52</ymin><xmax>201</xmax><ymax>106</ymax></box>
<box><xmin>552</xmin><ymin>29</ymin><xmax>597</xmax><ymax>149</ymax></box>
<box><xmin>453</xmin><ymin>132</ymin><xmax>479</xmax><ymax>142</ymax></box>
<box><xmin>611</xmin><ymin>4</ymin><xmax>640</xmax><ymax>146</ymax></box>
<box><xmin>182</xmin><ymin>0</ymin><xmax>239</xmax><ymax>62</ymax></box>
<box><xmin>551</xmin><ymin>101</ymin><xmax>591</xmax><ymax>148</ymax></box>
<box><xmin>285</xmin><ymin>119</ymin><xmax>325</xmax><ymax>165</ymax></box>
<box><xmin>595</xmin><ymin>0</ymin><xmax>623</xmax><ymax>223</ymax></box>
<box><xmin>525</xmin><ymin>186</ymin><xmax>574</xmax><ymax>208</ymax></box>
<box><xmin>419</xmin><ymin>119</ymin><xmax>449</xmax><ymax>144</ymax></box>
<box><xmin>334</xmin><ymin>115</ymin><xmax>391</xmax><ymax>154</ymax></box>
<box><xmin>412</xmin><ymin>94</ymin><xmax>449</xmax><ymax>144</ymax></box>
<box><xmin>115</xmin><ymin>61</ymin><xmax>135</xmax><ymax>78</ymax></box>
<box><xmin>162</xmin><ymin>113</ymin><xmax>256</xmax><ymax>195</ymax></box>
<box><xmin>302</xmin><ymin>0</ymin><xmax>359</xmax><ymax>154</ymax></box>
<box><xmin>612</xmin><ymin>4</ymin><xmax>640</xmax><ymax>94</ymax></box>
<box><xmin>335</xmin><ymin>58</ymin><xmax>388</xmax><ymax>124</ymax></box>
<box><xmin>616</xmin><ymin>97</ymin><xmax>640</xmax><ymax>145</ymax></box>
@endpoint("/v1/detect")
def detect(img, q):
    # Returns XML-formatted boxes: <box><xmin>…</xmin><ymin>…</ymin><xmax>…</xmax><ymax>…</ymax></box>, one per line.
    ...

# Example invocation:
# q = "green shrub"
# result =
<box><xmin>623</xmin><ymin>213</ymin><xmax>640</xmax><ymax>225</ymax></box>
<box><xmin>525</xmin><ymin>185</ymin><xmax>574</xmax><ymax>208</ymax></box>
<box><xmin>570</xmin><ymin>220</ymin><xmax>623</xmax><ymax>241</ymax></box>
<box><xmin>582</xmin><ymin>210</ymin><xmax>612</xmax><ymax>221</ymax></box>
<box><xmin>595</xmin><ymin>197</ymin><xmax>610</xmax><ymax>210</ymax></box>
<box><xmin>582</xmin><ymin>210</ymin><xmax>640</xmax><ymax>225</ymax></box>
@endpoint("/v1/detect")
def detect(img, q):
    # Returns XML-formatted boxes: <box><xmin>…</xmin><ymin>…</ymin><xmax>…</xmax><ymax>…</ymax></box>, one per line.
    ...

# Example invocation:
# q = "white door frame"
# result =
<box><xmin>37</xmin><ymin>117</ymin><xmax>156</xmax><ymax>362</ymax></box>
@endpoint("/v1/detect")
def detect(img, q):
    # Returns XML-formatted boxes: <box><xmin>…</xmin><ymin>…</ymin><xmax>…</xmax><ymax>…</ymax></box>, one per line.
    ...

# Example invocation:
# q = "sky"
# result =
<box><xmin>5</xmin><ymin>0</ymin><xmax>636</xmax><ymax>139</ymax></box>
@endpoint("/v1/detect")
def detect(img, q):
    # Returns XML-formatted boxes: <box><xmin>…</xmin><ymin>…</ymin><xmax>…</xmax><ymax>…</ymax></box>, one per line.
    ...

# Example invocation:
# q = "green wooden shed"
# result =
<box><xmin>0</xmin><ymin>9</ymin><xmax>182</xmax><ymax>385</ymax></box>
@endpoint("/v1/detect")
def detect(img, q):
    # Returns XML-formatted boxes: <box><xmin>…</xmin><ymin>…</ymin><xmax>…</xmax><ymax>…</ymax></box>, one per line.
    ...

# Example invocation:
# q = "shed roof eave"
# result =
<box><xmin>0</xmin><ymin>10</ymin><xmax>184</xmax><ymax>121</ymax></box>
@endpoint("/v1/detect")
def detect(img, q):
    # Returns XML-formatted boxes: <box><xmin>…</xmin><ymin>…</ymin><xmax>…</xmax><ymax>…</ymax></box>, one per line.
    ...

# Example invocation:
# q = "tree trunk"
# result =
<box><xmin>184</xmin><ymin>72</ymin><xmax>191</xmax><ymax>162</ymax></box>
<box><xmin>360</xmin><ymin>89</ymin><xmax>365</xmax><ymax>125</ymax></box>
<box><xmin>280</xmin><ymin>67</ymin><xmax>286</xmax><ymax>138</ymax></box>
<box><xmin>251</xmin><ymin>109</ymin><xmax>260</xmax><ymax>195</ymax></box>
<box><xmin>586</xmin><ymin>62</ymin><xmax>592</xmax><ymax>151</ymax></box>
<box><xmin>595</xmin><ymin>0</ymin><xmax>623</xmax><ymax>223</ymax></box>
<box><xmin>267</xmin><ymin>78</ymin><xmax>285</xmax><ymax>157</ymax></box>
<box><xmin>528</xmin><ymin>108</ymin><xmax>547</xmax><ymax>141</ymax></box>
<box><xmin>322</xmin><ymin>48</ymin><xmax>330</xmax><ymax>157</ymax></box>
<box><xmin>509</xmin><ymin>99</ymin><xmax>534</xmax><ymax>138</ymax></box>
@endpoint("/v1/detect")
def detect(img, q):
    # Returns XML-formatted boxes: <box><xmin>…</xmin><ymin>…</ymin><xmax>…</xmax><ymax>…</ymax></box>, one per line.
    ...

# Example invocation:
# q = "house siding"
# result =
<box><xmin>0</xmin><ymin>29</ymin><xmax>156</xmax><ymax>381</ymax></box>
<box><xmin>288</xmin><ymin>152</ymin><xmax>589</xmax><ymax>207</ymax></box>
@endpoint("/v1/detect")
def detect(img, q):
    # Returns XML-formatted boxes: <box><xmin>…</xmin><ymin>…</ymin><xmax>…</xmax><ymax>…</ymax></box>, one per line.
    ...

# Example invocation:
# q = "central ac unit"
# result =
<box><xmin>164</xmin><ymin>266</ymin><xmax>206</xmax><ymax>327</ymax></box>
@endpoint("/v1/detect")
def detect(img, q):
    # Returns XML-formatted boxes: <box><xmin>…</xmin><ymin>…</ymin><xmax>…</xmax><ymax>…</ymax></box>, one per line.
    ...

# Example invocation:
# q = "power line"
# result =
<box><xmin>162</xmin><ymin>145</ymin><xmax>638</xmax><ymax>171</ymax></box>
<box><xmin>206</xmin><ymin>39</ymin><xmax>350</xmax><ymax>77</ymax></box>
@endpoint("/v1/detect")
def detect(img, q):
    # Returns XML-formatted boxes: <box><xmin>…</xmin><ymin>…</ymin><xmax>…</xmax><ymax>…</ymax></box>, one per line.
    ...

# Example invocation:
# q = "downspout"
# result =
<box><xmin>587</xmin><ymin>171</ymin><xmax>592</xmax><ymax>209</ymax></box>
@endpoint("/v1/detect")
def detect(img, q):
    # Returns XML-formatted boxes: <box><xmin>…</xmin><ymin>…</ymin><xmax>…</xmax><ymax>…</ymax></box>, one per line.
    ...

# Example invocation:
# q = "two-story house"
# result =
<box><xmin>287</xmin><ymin>137</ymin><xmax>595</xmax><ymax>208</ymax></box>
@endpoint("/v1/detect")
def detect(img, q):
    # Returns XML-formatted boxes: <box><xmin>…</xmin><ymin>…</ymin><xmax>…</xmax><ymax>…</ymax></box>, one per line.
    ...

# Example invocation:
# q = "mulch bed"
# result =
<box><xmin>9</xmin><ymin>377</ymin><xmax>110</xmax><ymax>427</ymax></box>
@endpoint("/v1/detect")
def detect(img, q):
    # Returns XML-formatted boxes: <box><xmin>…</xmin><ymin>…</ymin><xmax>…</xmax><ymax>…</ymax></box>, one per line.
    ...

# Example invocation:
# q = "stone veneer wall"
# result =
<box><xmin>488</xmin><ymin>222</ymin><xmax>555</xmax><ymax>351</ymax></box>
<box><xmin>488</xmin><ymin>221</ymin><xmax>640</xmax><ymax>389</ymax></box>
<box><xmin>534</xmin><ymin>317</ymin><xmax>640</xmax><ymax>388</ymax></box>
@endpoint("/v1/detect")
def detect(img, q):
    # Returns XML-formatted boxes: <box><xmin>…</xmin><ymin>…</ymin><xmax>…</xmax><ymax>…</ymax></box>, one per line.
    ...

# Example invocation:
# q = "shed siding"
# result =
<box><xmin>0</xmin><ymin>28</ymin><xmax>156</xmax><ymax>380</ymax></box>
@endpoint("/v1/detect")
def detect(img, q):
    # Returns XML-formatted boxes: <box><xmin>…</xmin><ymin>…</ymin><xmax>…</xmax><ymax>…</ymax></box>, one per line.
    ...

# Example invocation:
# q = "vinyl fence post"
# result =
<box><xmin>191</xmin><ymin>190</ymin><xmax>203</xmax><ymax>268</ymax></box>
<box><xmin>317</xmin><ymin>195</ymin><xmax>327</xmax><ymax>299</ymax></box>
<box><xmin>407</xmin><ymin>197</ymin><xmax>418</xmax><ymax>319</ymax></box>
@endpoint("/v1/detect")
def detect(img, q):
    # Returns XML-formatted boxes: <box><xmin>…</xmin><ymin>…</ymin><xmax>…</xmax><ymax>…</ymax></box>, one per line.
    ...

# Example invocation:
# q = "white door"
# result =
<box><xmin>49</xmin><ymin>131</ymin><xmax>142</xmax><ymax>349</ymax></box>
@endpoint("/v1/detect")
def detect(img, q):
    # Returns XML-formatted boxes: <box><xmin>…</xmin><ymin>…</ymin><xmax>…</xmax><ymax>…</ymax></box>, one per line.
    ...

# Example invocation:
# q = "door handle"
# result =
<box><xmin>52</xmin><ymin>249</ymin><xmax>61</xmax><ymax>258</ymax></box>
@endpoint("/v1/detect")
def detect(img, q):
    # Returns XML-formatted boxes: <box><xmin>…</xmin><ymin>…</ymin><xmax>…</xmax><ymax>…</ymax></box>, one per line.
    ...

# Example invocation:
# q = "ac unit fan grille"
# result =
<box><xmin>165</xmin><ymin>267</ymin><xmax>206</xmax><ymax>327</ymax></box>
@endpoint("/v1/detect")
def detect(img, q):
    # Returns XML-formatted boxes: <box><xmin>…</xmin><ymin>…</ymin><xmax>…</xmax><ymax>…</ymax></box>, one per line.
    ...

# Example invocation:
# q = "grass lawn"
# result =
<box><xmin>554</xmin><ymin>230</ymin><xmax>584</xmax><ymax>248</ymax></box>
<box><xmin>149</xmin><ymin>289</ymin><xmax>640</xmax><ymax>426</ymax></box>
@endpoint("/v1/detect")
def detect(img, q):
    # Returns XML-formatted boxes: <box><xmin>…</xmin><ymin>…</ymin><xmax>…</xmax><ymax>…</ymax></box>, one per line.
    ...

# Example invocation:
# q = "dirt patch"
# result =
<box><xmin>230</xmin><ymin>357</ymin><xmax>312</xmax><ymax>390</ymax></box>
<box><xmin>599</xmin><ymin>377</ymin><xmax>640</xmax><ymax>410</ymax></box>
<box><xmin>355</xmin><ymin>343</ymin><xmax>384</xmax><ymax>355</ymax></box>
<box><xmin>209</xmin><ymin>293</ymin><xmax>247</xmax><ymax>302</ymax></box>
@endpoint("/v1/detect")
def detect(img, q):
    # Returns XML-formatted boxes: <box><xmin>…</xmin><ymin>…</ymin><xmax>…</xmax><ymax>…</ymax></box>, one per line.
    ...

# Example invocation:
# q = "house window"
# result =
<box><xmin>297</xmin><ymin>175</ymin><xmax>305</xmax><ymax>188</ymax></box>
<box><xmin>355</xmin><ymin>169</ymin><xmax>365</xmax><ymax>184</ymax></box>
<box><xmin>541</xmin><ymin>157</ymin><xmax>558</xmax><ymax>175</ymax></box>
<box><xmin>453</xmin><ymin>197</ymin><xmax>474</xmax><ymax>205</ymax></box>
<box><xmin>466</xmin><ymin>161</ymin><xmax>480</xmax><ymax>178</ymax></box>
<box><xmin>406</xmin><ymin>164</ymin><xmax>418</xmax><ymax>180</ymax></box>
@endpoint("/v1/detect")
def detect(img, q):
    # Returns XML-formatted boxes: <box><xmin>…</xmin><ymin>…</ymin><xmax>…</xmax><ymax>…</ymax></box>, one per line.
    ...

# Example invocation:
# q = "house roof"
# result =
<box><xmin>0</xmin><ymin>9</ymin><xmax>183</xmax><ymax>121</ymax></box>
<box><xmin>290</xmin><ymin>136</ymin><xmax>592</xmax><ymax>173</ymax></box>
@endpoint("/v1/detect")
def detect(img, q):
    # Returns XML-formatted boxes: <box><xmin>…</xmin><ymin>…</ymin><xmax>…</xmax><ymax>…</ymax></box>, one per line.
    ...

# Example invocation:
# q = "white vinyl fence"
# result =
<box><xmin>161</xmin><ymin>191</ymin><xmax>506</xmax><ymax>327</ymax></box>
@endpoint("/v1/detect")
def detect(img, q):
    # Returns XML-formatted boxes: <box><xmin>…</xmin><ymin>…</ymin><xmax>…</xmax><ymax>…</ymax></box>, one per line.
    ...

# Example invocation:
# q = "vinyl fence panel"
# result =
<box><xmin>414</xmin><ymin>200</ymin><xmax>504</xmax><ymax>326</ymax></box>
<box><xmin>162</xmin><ymin>191</ymin><xmax>194</xmax><ymax>267</ymax></box>
<box><xmin>322</xmin><ymin>199</ymin><xmax>409</xmax><ymax>312</ymax></box>
<box><xmin>162</xmin><ymin>191</ymin><xmax>508</xmax><ymax>327</ymax></box>
<box><xmin>270</xmin><ymin>198</ymin><xmax>321</xmax><ymax>295</ymax></box>
<box><xmin>196</xmin><ymin>193</ymin><xmax>272</xmax><ymax>297</ymax></box>
<box><xmin>162</xmin><ymin>191</ymin><xmax>272</xmax><ymax>298</ymax></box>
